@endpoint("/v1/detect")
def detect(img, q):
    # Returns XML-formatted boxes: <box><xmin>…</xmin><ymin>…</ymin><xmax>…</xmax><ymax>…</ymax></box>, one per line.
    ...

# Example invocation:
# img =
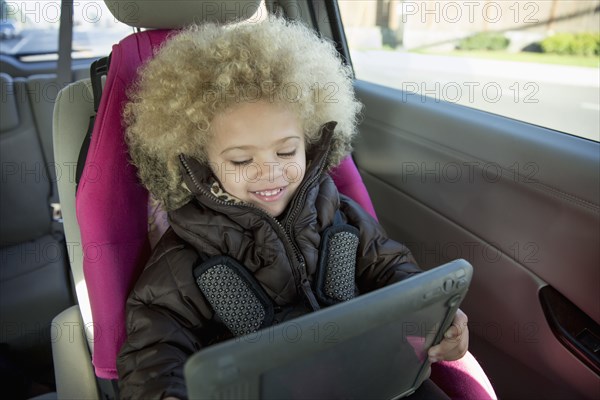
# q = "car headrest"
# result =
<box><xmin>0</xmin><ymin>73</ymin><xmax>19</xmax><ymax>131</ymax></box>
<box><xmin>104</xmin><ymin>0</ymin><xmax>262</xmax><ymax>29</ymax></box>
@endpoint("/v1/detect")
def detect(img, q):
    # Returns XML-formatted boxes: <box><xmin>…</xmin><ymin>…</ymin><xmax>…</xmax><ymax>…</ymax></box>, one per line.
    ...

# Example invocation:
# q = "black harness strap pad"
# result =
<box><xmin>193</xmin><ymin>256</ymin><xmax>274</xmax><ymax>336</ymax></box>
<box><xmin>315</xmin><ymin>212</ymin><xmax>360</xmax><ymax>306</ymax></box>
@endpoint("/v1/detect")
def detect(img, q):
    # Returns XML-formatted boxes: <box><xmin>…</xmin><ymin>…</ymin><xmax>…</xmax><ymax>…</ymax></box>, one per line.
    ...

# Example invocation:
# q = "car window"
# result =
<box><xmin>338</xmin><ymin>0</ymin><xmax>600</xmax><ymax>142</ymax></box>
<box><xmin>0</xmin><ymin>0</ymin><xmax>133</xmax><ymax>60</ymax></box>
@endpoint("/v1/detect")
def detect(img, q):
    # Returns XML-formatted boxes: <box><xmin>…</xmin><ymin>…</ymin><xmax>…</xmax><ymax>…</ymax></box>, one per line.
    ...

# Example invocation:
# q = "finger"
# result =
<box><xmin>429</xmin><ymin>339</ymin><xmax>461</xmax><ymax>362</ymax></box>
<box><xmin>430</xmin><ymin>327</ymin><xmax>469</xmax><ymax>362</ymax></box>
<box><xmin>429</xmin><ymin>309</ymin><xmax>470</xmax><ymax>362</ymax></box>
<box><xmin>445</xmin><ymin>309</ymin><xmax>469</xmax><ymax>339</ymax></box>
<box><xmin>428</xmin><ymin>338</ymin><xmax>455</xmax><ymax>362</ymax></box>
<box><xmin>444</xmin><ymin>323</ymin><xmax>461</xmax><ymax>340</ymax></box>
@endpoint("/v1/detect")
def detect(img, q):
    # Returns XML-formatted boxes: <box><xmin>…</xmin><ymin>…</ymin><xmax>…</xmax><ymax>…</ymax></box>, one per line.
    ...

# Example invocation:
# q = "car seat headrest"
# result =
<box><xmin>104</xmin><ymin>0</ymin><xmax>263</xmax><ymax>29</ymax></box>
<box><xmin>0</xmin><ymin>73</ymin><xmax>20</xmax><ymax>131</ymax></box>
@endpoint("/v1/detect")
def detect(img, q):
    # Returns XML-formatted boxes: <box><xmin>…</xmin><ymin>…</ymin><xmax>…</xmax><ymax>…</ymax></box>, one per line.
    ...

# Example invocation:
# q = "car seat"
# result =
<box><xmin>52</xmin><ymin>0</ymin><xmax>496</xmax><ymax>398</ymax></box>
<box><xmin>0</xmin><ymin>71</ymin><xmax>75</xmax><ymax>398</ymax></box>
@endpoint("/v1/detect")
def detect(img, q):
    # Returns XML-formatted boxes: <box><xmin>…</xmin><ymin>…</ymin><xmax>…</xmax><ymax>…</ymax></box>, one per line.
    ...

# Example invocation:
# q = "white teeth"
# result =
<box><xmin>255</xmin><ymin>188</ymin><xmax>282</xmax><ymax>197</ymax></box>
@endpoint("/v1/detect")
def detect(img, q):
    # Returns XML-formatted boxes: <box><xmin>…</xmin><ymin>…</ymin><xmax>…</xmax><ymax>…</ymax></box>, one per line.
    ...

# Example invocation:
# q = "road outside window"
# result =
<box><xmin>338</xmin><ymin>0</ymin><xmax>600</xmax><ymax>142</ymax></box>
<box><xmin>0</xmin><ymin>0</ymin><xmax>133</xmax><ymax>60</ymax></box>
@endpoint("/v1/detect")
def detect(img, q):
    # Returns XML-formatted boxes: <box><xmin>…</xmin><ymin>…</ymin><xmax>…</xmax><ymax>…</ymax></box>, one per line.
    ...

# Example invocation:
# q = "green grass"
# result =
<box><xmin>414</xmin><ymin>50</ymin><xmax>600</xmax><ymax>69</ymax></box>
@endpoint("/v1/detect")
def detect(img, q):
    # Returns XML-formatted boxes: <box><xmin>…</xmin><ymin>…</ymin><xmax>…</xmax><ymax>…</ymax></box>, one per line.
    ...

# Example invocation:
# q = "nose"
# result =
<box><xmin>245</xmin><ymin>157</ymin><xmax>284</xmax><ymax>183</ymax></box>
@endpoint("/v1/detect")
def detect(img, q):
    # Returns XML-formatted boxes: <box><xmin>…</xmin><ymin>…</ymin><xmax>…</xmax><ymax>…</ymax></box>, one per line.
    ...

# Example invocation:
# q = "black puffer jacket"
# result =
<box><xmin>117</xmin><ymin>124</ymin><xmax>421</xmax><ymax>399</ymax></box>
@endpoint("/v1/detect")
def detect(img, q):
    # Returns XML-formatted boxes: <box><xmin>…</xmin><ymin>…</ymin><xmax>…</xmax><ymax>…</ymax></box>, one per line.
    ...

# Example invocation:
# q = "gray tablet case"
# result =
<box><xmin>185</xmin><ymin>259</ymin><xmax>473</xmax><ymax>400</ymax></box>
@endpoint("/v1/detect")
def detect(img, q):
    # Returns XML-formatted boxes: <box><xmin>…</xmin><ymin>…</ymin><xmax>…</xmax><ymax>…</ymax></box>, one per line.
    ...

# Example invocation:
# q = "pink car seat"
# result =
<box><xmin>77</xmin><ymin>27</ymin><xmax>495</xmax><ymax>400</ymax></box>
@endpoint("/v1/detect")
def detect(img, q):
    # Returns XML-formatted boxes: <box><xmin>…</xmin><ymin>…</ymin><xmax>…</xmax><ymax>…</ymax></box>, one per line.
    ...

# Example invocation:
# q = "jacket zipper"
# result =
<box><xmin>283</xmin><ymin>147</ymin><xmax>332</xmax><ymax>310</ymax></box>
<box><xmin>179</xmin><ymin>155</ymin><xmax>322</xmax><ymax>310</ymax></box>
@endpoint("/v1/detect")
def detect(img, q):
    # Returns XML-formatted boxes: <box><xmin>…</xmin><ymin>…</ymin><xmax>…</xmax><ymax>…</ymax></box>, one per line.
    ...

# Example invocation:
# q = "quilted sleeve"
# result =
<box><xmin>339</xmin><ymin>196</ymin><xmax>422</xmax><ymax>293</ymax></box>
<box><xmin>117</xmin><ymin>301</ymin><xmax>198</xmax><ymax>400</ymax></box>
<box><xmin>117</xmin><ymin>245</ymin><xmax>213</xmax><ymax>400</ymax></box>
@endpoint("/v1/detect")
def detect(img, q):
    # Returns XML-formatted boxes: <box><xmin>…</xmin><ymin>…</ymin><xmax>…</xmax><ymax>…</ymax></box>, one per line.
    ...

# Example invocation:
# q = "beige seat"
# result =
<box><xmin>52</xmin><ymin>78</ymin><xmax>99</xmax><ymax>399</ymax></box>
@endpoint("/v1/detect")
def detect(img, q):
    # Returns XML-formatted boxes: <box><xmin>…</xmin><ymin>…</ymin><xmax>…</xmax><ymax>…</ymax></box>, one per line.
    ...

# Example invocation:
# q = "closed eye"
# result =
<box><xmin>230</xmin><ymin>159</ymin><xmax>253</xmax><ymax>166</ymax></box>
<box><xmin>278</xmin><ymin>150</ymin><xmax>297</xmax><ymax>158</ymax></box>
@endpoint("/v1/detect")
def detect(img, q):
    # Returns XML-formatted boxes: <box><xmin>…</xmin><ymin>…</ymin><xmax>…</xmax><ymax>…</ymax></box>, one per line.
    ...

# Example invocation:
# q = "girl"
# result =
<box><xmin>118</xmin><ymin>17</ymin><xmax>468</xmax><ymax>399</ymax></box>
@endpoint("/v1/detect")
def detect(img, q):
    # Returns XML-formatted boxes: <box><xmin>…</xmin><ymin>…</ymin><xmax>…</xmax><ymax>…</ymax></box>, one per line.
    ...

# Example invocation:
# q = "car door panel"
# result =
<box><xmin>352</xmin><ymin>80</ymin><xmax>599</xmax><ymax>398</ymax></box>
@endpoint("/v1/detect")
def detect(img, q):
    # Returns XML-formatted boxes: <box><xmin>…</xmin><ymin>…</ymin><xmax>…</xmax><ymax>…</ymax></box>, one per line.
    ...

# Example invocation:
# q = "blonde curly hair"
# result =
<box><xmin>125</xmin><ymin>17</ymin><xmax>362</xmax><ymax>211</ymax></box>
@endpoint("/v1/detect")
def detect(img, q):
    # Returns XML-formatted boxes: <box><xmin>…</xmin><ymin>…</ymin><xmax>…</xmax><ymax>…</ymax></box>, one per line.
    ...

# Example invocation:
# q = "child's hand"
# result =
<box><xmin>428</xmin><ymin>308</ymin><xmax>469</xmax><ymax>363</ymax></box>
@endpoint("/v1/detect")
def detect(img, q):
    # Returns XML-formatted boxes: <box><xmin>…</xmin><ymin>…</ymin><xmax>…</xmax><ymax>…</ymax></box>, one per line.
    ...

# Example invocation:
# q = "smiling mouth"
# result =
<box><xmin>250</xmin><ymin>186</ymin><xmax>286</xmax><ymax>203</ymax></box>
<box><xmin>252</xmin><ymin>188</ymin><xmax>283</xmax><ymax>197</ymax></box>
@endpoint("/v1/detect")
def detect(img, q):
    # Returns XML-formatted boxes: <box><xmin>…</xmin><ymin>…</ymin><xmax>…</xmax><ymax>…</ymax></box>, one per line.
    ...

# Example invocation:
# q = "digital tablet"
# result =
<box><xmin>185</xmin><ymin>259</ymin><xmax>473</xmax><ymax>400</ymax></box>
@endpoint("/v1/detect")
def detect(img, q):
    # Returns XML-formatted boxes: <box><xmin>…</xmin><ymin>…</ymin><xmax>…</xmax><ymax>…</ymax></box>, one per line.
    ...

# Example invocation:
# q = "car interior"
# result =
<box><xmin>0</xmin><ymin>1</ymin><xmax>598</xmax><ymax>399</ymax></box>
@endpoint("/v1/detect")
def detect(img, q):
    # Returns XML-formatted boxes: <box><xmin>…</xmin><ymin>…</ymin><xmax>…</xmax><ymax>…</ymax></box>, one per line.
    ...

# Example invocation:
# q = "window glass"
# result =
<box><xmin>338</xmin><ymin>0</ymin><xmax>600</xmax><ymax>141</ymax></box>
<box><xmin>1</xmin><ymin>0</ymin><xmax>133</xmax><ymax>60</ymax></box>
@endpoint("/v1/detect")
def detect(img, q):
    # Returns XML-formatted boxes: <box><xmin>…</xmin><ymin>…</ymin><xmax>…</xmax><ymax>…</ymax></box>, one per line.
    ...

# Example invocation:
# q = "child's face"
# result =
<box><xmin>207</xmin><ymin>101</ymin><xmax>306</xmax><ymax>217</ymax></box>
